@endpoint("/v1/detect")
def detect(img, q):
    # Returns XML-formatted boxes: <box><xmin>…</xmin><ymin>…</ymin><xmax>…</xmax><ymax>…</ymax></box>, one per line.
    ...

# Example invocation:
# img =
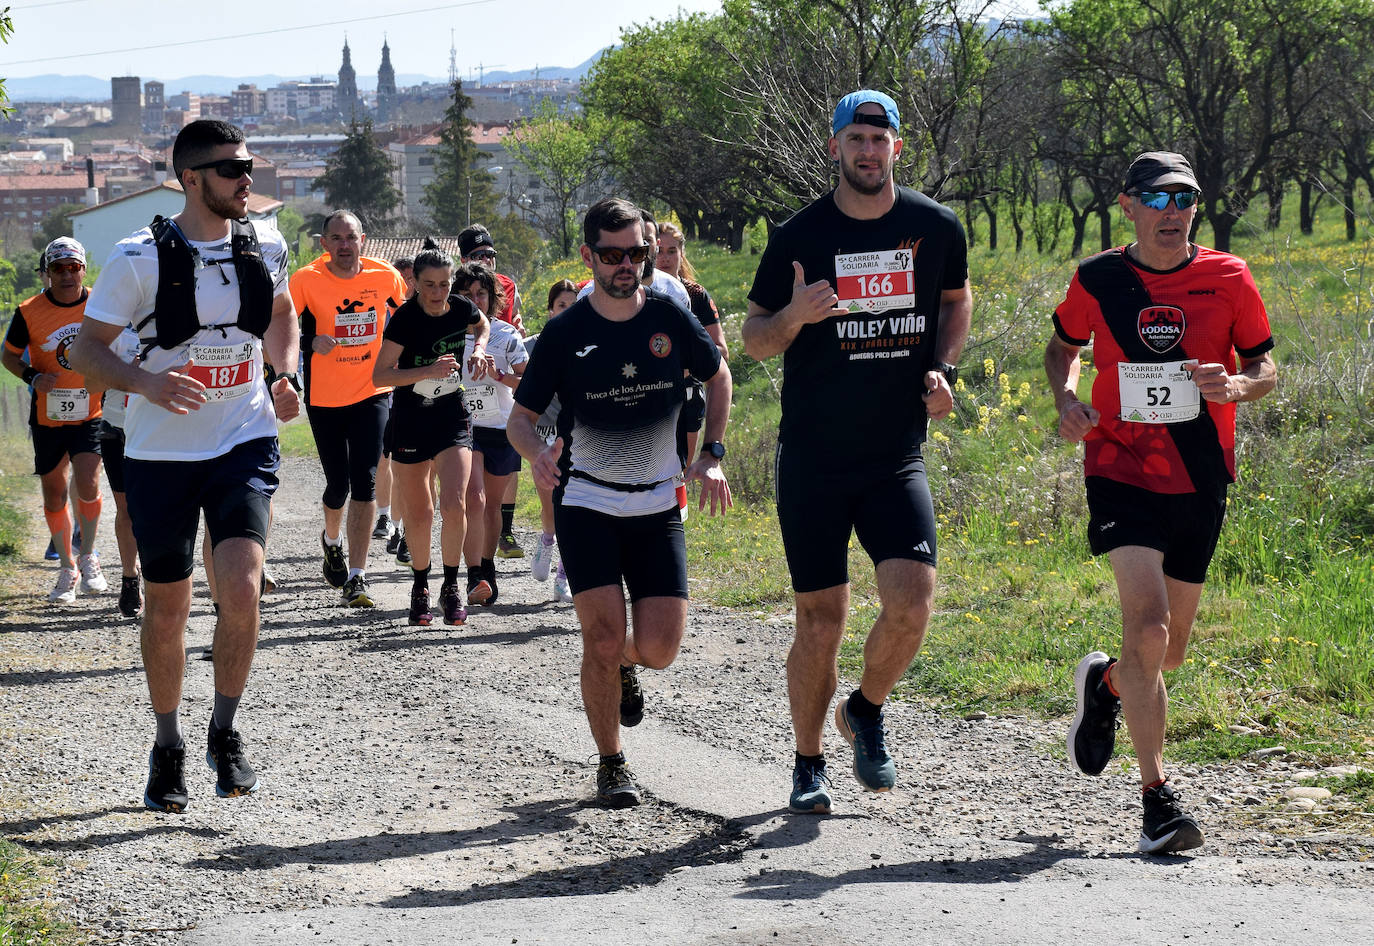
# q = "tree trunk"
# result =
<box><xmin>1070</xmin><ymin>210</ymin><xmax>1089</xmax><ymax>258</ymax></box>
<box><xmin>1098</xmin><ymin>207</ymin><xmax>1112</xmax><ymax>251</ymax></box>
<box><xmin>1211</xmin><ymin>212</ymin><xmax>1237</xmax><ymax>253</ymax></box>
<box><xmin>1299</xmin><ymin>181</ymin><xmax>1315</xmax><ymax>235</ymax></box>
<box><xmin>978</xmin><ymin>197</ymin><xmax>998</xmax><ymax>251</ymax></box>
<box><xmin>1346</xmin><ymin>184</ymin><xmax>1357</xmax><ymax>241</ymax></box>
<box><xmin>1264</xmin><ymin>176</ymin><xmax>1283</xmax><ymax>230</ymax></box>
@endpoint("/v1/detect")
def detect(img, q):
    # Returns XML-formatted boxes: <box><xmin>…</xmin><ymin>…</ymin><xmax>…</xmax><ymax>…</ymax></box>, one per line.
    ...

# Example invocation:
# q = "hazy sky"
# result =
<box><xmin>1</xmin><ymin>0</ymin><xmax>727</xmax><ymax>80</ymax></box>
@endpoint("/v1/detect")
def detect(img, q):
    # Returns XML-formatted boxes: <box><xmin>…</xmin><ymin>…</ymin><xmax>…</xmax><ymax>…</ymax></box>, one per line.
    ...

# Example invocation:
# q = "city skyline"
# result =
<box><xmin>2</xmin><ymin>0</ymin><xmax>726</xmax><ymax>82</ymax></box>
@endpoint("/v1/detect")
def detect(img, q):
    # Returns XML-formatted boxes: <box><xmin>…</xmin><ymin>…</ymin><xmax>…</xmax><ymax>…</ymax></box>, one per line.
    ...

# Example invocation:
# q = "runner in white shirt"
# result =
<box><xmin>71</xmin><ymin>119</ymin><xmax>301</xmax><ymax>814</ymax></box>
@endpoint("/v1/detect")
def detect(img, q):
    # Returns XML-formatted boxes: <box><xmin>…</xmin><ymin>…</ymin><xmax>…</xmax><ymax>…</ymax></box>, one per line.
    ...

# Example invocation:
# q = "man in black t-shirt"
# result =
<box><xmin>742</xmin><ymin>90</ymin><xmax>972</xmax><ymax>815</ymax></box>
<box><xmin>509</xmin><ymin>197</ymin><xmax>733</xmax><ymax>808</ymax></box>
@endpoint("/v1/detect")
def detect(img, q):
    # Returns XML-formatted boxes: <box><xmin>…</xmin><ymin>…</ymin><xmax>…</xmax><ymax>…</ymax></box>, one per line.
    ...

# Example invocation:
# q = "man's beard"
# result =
<box><xmin>596</xmin><ymin>268</ymin><xmax>638</xmax><ymax>299</ymax></box>
<box><xmin>205</xmin><ymin>187</ymin><xmax>247</xmax><ymax>220</ymax></box>
<box><xmin>840</xmin><ymin>156</ymin><xmax>890</xmax><ymax>196</ymax></box>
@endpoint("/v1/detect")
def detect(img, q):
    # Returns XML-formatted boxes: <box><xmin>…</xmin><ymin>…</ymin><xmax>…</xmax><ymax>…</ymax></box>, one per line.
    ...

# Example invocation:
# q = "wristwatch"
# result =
<box><xmin>701</xmin><ymin>441</ymin><xmax>726</xmax><ymax>460</ymax></box>
<box><xmin>934</xmin><ymin>361</ymin><xmax>959</xmax><ymax>386</ymax></box>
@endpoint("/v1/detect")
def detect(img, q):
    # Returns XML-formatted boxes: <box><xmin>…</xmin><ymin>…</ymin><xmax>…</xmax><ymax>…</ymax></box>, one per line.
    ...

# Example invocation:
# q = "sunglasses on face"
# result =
<box><xmin>591</xmin><ymin>244</ymin><xmax>651</xmax><ymax>266</ymax></box>
<box><xmin>1134</xmin><ymin>190</ymin><xmax>1199</xmax><ymax>211</ymax></box>
<box><xmin>48</xmin><ymin>261</ymin><xmax>83</xmax><ymax>275</ymax></box>
<box><xmin>469</xmin><ymin>249</ymin><xmax>497</xmax><ymax>260</ymax></box>
<box><xmin>191</xmin><ymin>157</ymin><xmax>254</xmax><ymax>179</ymax></box>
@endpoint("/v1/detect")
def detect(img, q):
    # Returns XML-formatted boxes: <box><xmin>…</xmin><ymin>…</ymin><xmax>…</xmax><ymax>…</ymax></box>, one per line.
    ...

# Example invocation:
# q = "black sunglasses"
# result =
<box><xmin>191</xmin><ymin>157</ymin><xmax>254</xmax><ymax>179</ymax></box>
<box><xmin>591</xmin><ymin>244</ymin><xmax>651</xmax><ymax>266</ymax></box>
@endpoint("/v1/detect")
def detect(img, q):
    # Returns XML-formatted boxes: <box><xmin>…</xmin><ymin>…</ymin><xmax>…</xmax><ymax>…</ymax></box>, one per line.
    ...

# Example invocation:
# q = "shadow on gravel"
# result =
<box><xmin>2</xmin><ymin>805</ymin><xmax>224</xmax><ymax>852</ymax></box>
<box><xmin>359</xmin><ymin>624</ymin><xmax>569</xmax><ymax>651</ymax></box>
<box><xmin>738</xmin><ymin>833</ymin><xmax>1080</xmax><ymax>900</ymax></box>
<box><xmin>0</xmin><ymin>605</ymin><xmax>131</xmax><ymax>634</ymax></box>
<box><xmin>181</xmin><ymin>799</ymin><xmax>585</xmax><ymax>871</ymax></box>
<box><xmin>0</xmin><ymin>664</ymin><xmax>143</xmax><ymax>687</ymax></box>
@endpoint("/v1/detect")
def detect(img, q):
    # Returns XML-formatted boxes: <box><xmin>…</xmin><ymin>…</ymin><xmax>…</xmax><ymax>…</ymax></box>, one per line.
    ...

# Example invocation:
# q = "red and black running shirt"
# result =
<box><xmin>1052</xmin><ymin>245</ymin><xmax>1274</xmax><ymax>494</ymax></box>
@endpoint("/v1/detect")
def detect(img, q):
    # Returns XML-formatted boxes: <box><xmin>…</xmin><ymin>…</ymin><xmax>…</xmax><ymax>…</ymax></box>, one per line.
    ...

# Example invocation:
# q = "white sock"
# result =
<box><xmin>324</xmin><ymin>532</ymin><xmax>342</xmax><ymax>547</ymax></box>
<box><xmin>347</xmin><ymin>567</ymin><xmax>364</xmax><ymax>581</ymax></box>
<box><xmin>378</xmin><ymin>505</ymin><xmax>391</xmax><ymax>518</ymax></box>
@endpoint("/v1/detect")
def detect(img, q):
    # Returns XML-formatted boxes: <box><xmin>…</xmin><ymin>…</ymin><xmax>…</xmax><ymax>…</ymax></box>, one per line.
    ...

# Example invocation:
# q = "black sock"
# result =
<box><xmin>466</xmin><ymin>565</ymin><xmax>483</xmax><ymax>587</ymax></box>
<box><xmin>847</xmin><ymin>687</ymin><xmax>883</xmax><ymax>720</ymax></box>
<box><xmin>600</xmin><ymin>751</ymin><xmax>626</xmax><ymax>766</ymax></box>
<box><xmin>795</xmin><ymin>751</ymin><xmax>825</xmax><ymax>767</ymax></box>
<box><xmin>501</xmin><ymin>503</ymin><xmax>515</xmax><ymax>535</ymax></box>
<box><xmin>481</xmin><ymin>557</ymin><xmax>496</xmax><ymax>582</ymax></box>
<box><xmin>442</xmin><ymin>564</ymin><xmax>460</xmax><ymax>587</ymax></box>
<box><xmin>411</xmin><ymin>566</ymin><xmax>430</xmax><ymax>593</ymax></box>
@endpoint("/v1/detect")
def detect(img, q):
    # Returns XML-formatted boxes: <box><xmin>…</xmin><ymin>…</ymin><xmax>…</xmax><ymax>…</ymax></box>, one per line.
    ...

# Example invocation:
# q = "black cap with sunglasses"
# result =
<box><xmin>1123</xmin><ymin>151</ymin><xmax>1199</xmax><ymax>193</ymax></box>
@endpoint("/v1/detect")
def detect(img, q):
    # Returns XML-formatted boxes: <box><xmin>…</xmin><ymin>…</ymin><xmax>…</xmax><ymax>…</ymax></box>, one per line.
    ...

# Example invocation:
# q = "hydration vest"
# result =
<box><xmin>138</xmin><ymin>215</ymin><xmax>274</xmax><ymax>350</ymax></box>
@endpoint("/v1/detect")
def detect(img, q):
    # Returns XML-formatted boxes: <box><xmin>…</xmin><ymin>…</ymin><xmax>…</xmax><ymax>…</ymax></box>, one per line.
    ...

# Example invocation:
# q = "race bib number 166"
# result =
<box><xmin>835</xmin><ymin>249</ymin><xmax>915</xmax><ymax>314</ymax></box>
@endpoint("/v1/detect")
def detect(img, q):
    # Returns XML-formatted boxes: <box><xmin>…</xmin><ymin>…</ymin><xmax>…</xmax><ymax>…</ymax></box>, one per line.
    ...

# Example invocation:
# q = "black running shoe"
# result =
<box><xmin>372</xmin><ymin>513</ymin><xmax>392</xmax><ymax>539</ymax></box>
<box><xmin>596</xmin><ymin>757</ymin><xmax>642</xmax><ymax>808</ymax></box>
<box><xmin>206</xmin><ymin>724</ymin><xmax>259</xmax><ymax>798</ymax></box>
<box><xmin>394</xmin><ymin>534</ymin><xmax>412</xmax><ymax>566</ymax></box>
<box><xmin>321</xmin><ymin>531</ymin><xmax>348</xmax><ymax>589</ymax></box>
<box><xmin>144</xmin><ymin>743</ymin><xmax>188</xmax><ymax>813</ymax></box>
<box><xmin>386</xmin><ymin>528</ymin><xmax>403</xmax><ymax>556</ymax></box>
<box><xmin>619</xmin><ymin>665</ymin><xmax>644</xmax><ymax>727</ymax></box>
<box><xmin>118</xmin><ymin>574</ymin><xmax>143</xmax><ymax>618</ymax></box>
<box><xmin>408</xmin><ymin>587</ymin><xmax>433</xmax><ymax>626</ymax></box>
<box><xmin>440</xmin><ymin>581</ymin><xmax>466</xmax><ymax>626</ymax></box>
<box><xmin>1068</xmin><ymin>651</ymin><xmax>1121</xmax><ymax>776</ymax></box>
<box><xmin>341</xmin><ymin>574</ymin><xmax>375</xmax><ymax>608</ymax></box>
<box><xmin>1140</xmin><ymin>782</ymin><xmax>1204</xmax><ymax>854</ymax></box>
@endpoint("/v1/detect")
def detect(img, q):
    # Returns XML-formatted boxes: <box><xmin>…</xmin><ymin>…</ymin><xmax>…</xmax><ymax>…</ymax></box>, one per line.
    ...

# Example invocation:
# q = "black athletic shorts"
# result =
<box><xmin>775</xmin><ymin>444</ymin><xmax>938</xmax><ymax>594</ymax></box>
<box><xmin>555</xmin><ymin>503</ymin><xmax>688</xmax><ymax>601</ymax></box>
<box><xmin>1085</xmin><ymin>475</ymin><xmax>1228</xmax><ymax>584</ymax></box>
<box><xmin>98</xmin><ymin>420</ymin><xmax>126</xmax><ymax>493</ymax></box>
<box><xmin>473</xmin><ymin>426</ymin><xmax>522</xmax><ymax>477</ymax></box>
<box><xmin>124</xmin><ymin>436</ymin><xmax>280</xmax><ymax>584</ymax></box>
<box><xmin>387</xmin><ymin>405</ymin><xmax>473</xmax><ymax>465</ymax></box>
<box><xmin>306</xmin><ymin>393</ymin><xmax>390</xmax><ymax>508</ymax></box>
<box><xmin>31</xmin><ymin>419</ymin><xmax>102</xmax><ymax>476</ymax></box>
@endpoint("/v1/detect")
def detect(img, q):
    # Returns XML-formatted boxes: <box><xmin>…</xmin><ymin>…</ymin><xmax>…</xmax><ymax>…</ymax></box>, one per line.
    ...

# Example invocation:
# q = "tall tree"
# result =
<box><xmin>0</xmin><ymin>7</ymin><xmax>14</xmax><ymax>116</ymax></box>
<box><xmin>509</xmin><ymin>99</ymin><xmax>603</xmax><ymax>256</ymax></box>
<box><xmin>316</xmin><ymin>118</ymin><xmax>399</xmax><ymax>230</ymax></box>
<box><xmin>424</xmin><ymin>79</ymin><xmax>498</xmax><ymax>234</ymax></box>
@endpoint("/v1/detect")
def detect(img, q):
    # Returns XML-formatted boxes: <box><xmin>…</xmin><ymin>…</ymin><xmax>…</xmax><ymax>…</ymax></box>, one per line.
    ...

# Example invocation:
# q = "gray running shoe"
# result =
<box><xmin>834</xmin><ymin>697</ymin><xmax>896</xmax><ymax>792</ymax></box>
<box><xmin>596</xmin><ymin>757</ymin><xmax>642</xmax><ymax>808</ymax></box>
<box><xmin>789</xmin><ymin>757</ymin><xmax>833</xmax><ymax>814</ymax></box>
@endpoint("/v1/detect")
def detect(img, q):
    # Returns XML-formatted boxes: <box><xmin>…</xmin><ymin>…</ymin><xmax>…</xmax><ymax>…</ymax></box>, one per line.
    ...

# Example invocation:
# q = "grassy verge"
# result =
<box><xmin>0</xmin><ymin>391</ymin><xmax>80</xmax><ymax>944</ymax></box>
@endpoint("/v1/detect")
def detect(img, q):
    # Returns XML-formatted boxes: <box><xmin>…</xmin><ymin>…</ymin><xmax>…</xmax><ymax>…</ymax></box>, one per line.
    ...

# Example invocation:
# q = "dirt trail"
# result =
<box><xmin>1</xmin><ymin>455</ymin><xmax>1371</xmax><ymax>944</ymax></box>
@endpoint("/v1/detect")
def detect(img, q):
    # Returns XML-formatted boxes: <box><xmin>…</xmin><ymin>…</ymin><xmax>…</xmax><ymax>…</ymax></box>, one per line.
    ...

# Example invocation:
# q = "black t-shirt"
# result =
<box><xmin>382</xmin><ymin>294</ymin><xmax>482</xmax><ymax>417</ymax></box>
<box><xmin>515</xmin><ymin>290</ymin><xmax>721</xmax><ymax>489</ymax></box>
<box><xmin>748</xmin><ymin>186</ymin><xmax>968</xmax><ymax>461</ymax></box>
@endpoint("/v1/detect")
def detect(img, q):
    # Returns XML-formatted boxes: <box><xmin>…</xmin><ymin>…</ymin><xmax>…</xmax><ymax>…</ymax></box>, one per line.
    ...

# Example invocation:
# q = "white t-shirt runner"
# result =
<box><xmin>85</xmin><ymin>221</ymin><xmax>290</xmax><ymax>461</ymax></box>
<box><xmin>461</xmin><ymin>317</ymin><xmax>528</xmax><ymax>429</ymax></box>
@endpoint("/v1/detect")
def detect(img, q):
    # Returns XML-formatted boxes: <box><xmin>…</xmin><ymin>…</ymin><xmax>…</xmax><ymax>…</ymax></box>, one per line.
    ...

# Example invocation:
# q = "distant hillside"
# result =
<box><xmin>4</xmin><ymin>51</ymin><xmax>605</xmax><ymax>102</ymax></box>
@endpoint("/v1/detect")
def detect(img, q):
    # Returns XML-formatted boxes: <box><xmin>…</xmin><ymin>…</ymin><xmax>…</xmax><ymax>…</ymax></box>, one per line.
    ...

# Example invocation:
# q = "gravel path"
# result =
<box><xmin>1</xmin><ymin>455</ymin><xmax>1371</xmax><ymax>943</ymax></box>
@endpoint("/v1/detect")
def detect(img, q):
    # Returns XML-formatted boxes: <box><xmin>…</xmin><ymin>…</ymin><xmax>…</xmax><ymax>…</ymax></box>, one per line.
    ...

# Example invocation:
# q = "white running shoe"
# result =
<box><xmin>49</xmin><ymin>565</ymin><xmax>78</xmax><ymax>604</ymax></box>
<box><xmin>553</xmin><ymin>562</ymin><xmax>573</xmax><ymax>603</ymax></box>
<box><xmin>78</xmin><ymin>552</ymin><xmax>109</xmax><ymax>593</ymax></box>
<box><xmin>531</xmin><ymin>534</ymin><xmax>555</xmax><ymax>582</ymax></box>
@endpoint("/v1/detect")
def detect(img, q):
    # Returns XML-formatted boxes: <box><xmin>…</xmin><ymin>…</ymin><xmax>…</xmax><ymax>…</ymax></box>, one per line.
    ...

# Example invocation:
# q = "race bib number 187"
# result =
<box><xmin>188</xmin><ymin>343</ymin><xmax>256</xmax><ymax>401</ymax></box>
<box><xmin>835</xmin><ymin>249</ymin><xmax>915</xmax><ymax>314</ymax></box>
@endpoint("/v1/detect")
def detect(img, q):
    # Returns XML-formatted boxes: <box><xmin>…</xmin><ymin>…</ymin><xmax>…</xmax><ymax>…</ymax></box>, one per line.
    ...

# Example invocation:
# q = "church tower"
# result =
<box><xmin>377</xmin><ymin>39</ymin><xmax>397</xmax><ymax>122</ymax></box>
<box><xmin>338</xmin><ymin>38</ymin><xmax>358</xmax><ymax>120</ymax></box>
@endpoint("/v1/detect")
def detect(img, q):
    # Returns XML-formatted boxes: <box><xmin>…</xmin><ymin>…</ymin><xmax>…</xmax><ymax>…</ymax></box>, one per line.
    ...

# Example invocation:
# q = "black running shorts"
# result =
<box><xmin>387</xmin><ymin>405</ymin><xmax>473</xmax><ymax>465</ymax></box>
<box><xmin>775</xmin><ymin>445</ymin><xmax>938</xmax><ymax>594</ymax></box>
<box><xmin>1085</xmin><ymin>475</ymin><xmax>1228</xmax><ymax>584</ymax></box>
<box><xmin>305</xmin><ymin>393</ymin><xmax>390</xmax><ymax>508</ymax></box>
<box><xmin>554</xmin><ymin>503</ymin><xmax>687</xmax><ymax>601</ymax></box>
<box><xmin>124</xmin><ymin>436</ymin><xmax>279</xmax><ymax>584</ymax></box>
<box><xmin>98</xmin><ymin>420</ymin><xmax>126</xmax><ymax>493</ymax></box>
<box><xmin>31</xmin><ymin>419</ymin><xmax>101</xmax><ymax>476</ymax></box>
<box><xmin>473</xmin><ymin>426</ymin><xmax>522</xmax><ymax>477</ymax></box>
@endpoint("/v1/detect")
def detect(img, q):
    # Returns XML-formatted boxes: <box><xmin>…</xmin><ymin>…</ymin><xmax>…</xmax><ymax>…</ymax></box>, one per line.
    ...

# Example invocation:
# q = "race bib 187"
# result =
<box><xmin>1118</xmin><ymin>360</ymin><xmax>1200</xmax><ymax>424</ymax></box>
<box><xmin>188</xmin><ymin>343</ymin><xmax>256</xmax><ymax>401</ymax></box>
<box><xmin>835</xmin><ymin>249</ymin><xmax>915</xmax><ymax>314</ymax></box>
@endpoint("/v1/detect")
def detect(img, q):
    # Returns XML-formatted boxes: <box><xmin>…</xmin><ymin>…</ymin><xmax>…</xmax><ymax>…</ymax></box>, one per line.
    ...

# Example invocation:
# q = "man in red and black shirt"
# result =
<box><xmin>1045</xmin><ymin>151</ymin><xmax>1276</xmax><ymax>855</ymax></box>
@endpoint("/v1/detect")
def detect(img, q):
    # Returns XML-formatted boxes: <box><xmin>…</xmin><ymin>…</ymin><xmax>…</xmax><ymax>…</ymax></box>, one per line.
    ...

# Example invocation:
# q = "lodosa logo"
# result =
<box><xmin>1137</xmin><ymin>306</ymin><xmax>1185</xmax><ymax>354</ymax></box>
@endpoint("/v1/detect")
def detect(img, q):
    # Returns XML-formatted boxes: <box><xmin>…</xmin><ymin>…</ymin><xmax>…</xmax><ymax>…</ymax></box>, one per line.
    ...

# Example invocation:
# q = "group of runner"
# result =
<box><xmin>6</xmin><ymin>93</ymin><xmax>1278</xmax><ymax>857</ymax></box>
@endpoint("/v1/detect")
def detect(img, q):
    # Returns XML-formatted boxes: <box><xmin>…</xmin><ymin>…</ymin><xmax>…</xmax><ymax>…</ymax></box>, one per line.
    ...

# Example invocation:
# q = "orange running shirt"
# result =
<box><xmin>290</xmin><ymin>256</ymin><xmax>408</xmax><ymax>408</ymax></box>
<box><xmin>4</xmin><ymin>289</ymin><xmax>102</xmax><ymax>427</ymax></box>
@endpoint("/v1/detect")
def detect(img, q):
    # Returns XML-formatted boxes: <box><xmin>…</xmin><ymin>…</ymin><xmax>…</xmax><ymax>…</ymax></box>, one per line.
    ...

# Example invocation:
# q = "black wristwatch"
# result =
<box><xmin>701</xmin><ymin>441</ymin><xmax>726</xmax><ymax>460</ymax></box>
<box><xmin>934</xmin><ymin>361</ymin><xmax>959</xmax><ymax>386</ymax></box>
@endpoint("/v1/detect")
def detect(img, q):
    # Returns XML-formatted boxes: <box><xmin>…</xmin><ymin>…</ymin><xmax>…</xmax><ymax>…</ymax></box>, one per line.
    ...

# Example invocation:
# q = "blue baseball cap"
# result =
<box><xmin>831</xmin><ymin>90</ymin><xmax>900</xmax><ymax>136</ymax></box>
